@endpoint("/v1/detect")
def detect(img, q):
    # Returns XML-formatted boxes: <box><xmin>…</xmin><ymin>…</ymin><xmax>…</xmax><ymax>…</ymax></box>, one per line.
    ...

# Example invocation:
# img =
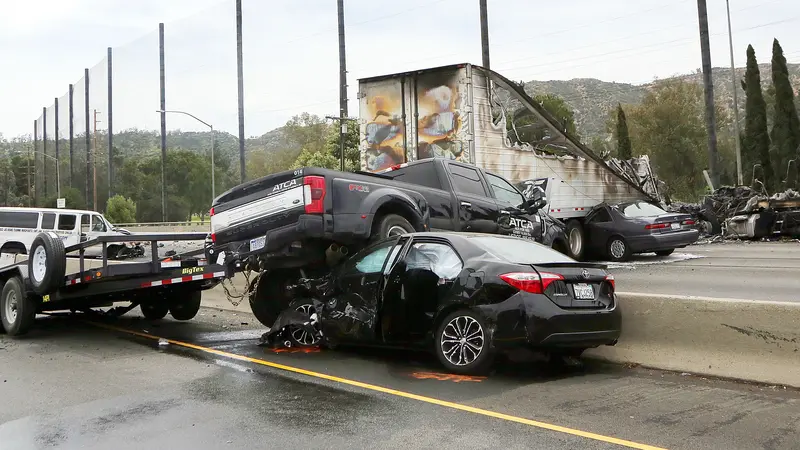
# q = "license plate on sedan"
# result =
<box><xmin>250</xmin><ymin>236</ymin><xmax>266</xmax><ymax>252</ymax></box>
<box><xmin>573</xmin><ymin>283</ymin><xmax>594</xmax><ymax>300</ymax></box>
<box><xmin>670</xmin><ymin>222</ymin><xmax>680</xmax><ymax>230</ymax></box>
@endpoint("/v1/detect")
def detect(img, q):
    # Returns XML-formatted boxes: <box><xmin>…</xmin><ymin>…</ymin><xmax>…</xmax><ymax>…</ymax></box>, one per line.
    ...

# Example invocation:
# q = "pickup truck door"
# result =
<box><xmin>442</xmin><ymin>162</ymin><xmax>500</xmax><ymax>233</ymax></box>
<box><xmin>484</xmin><ymin>172</ymin><xmax>542</xmax><ymax>241</ymax></box>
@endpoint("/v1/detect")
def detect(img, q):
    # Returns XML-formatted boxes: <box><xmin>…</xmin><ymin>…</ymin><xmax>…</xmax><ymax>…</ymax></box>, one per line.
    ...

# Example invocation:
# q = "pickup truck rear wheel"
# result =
<box><xmin>372</xmin><ymin>214</ymin><xmax>415</xmax><ymax>241</ymax></box>
<box><xmin>249</xmin><ymin>269</ymin><xmax>295</xmax><ymax>328</ymax></box>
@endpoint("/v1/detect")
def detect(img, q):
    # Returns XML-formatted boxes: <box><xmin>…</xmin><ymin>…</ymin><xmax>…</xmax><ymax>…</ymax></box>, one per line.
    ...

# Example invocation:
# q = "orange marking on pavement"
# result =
<box><xmin>410</xmin><ymin>371</ymin><xmax>486</xmax><ymax>383</ymax></box>
<box><xmin>268</xmin><ymin>346</ymin><xmax>321</xmax><ymax>354</ymax></box>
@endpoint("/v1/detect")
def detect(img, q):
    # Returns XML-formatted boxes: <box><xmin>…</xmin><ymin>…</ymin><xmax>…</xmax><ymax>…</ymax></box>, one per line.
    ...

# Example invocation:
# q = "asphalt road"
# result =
<box><xmin>2</xmin><ymin>309</ymin><xmax>799</xmax><ymax>450</ymax></box>
<box><xmin>607</xmin><ymin>241</ymin><xmax>800</xmax><ymax>303</ymax></box>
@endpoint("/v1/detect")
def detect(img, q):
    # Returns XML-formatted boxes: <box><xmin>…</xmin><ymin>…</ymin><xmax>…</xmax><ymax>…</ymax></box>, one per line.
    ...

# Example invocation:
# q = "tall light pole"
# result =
<box><xmin>155</xmin><ymin>110</ymin><xmax>215</xmax><ymax>203</ymax></box>
<box><xmin>479</xmin><ymin>0</ymin><xmax>490</xmax><ymax>68</ymax></box>
<box><xmin>726</xmin><ymin>0</ymin><xmax>743</xmax><ymax>185</ymax></box>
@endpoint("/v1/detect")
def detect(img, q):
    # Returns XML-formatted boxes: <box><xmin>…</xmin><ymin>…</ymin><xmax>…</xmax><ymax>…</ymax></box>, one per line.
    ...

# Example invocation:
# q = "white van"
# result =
<box><xmin>0</xmin><ymin>207</ymin><xmax>126</xmax><ymax>257</ymax></box>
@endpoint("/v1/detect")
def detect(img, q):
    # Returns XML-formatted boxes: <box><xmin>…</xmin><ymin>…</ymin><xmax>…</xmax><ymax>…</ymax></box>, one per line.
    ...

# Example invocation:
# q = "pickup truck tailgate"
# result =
<box><xmin>211</xmin><ymin>176</ymin><xmax>306</xmax><ymax>246</ymax></box>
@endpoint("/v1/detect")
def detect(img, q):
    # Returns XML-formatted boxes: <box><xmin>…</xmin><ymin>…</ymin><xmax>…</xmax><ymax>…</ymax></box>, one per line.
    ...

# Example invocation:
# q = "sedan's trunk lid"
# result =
<box><xmin>531</xmin><ymin>262</ymin><xmax>614</xmax><ymax>309</ymax></box>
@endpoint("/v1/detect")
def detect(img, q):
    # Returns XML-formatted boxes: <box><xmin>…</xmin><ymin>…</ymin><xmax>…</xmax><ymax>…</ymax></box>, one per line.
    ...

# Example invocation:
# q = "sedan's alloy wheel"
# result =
<box><xmin>610</xmin><ymin>239</ymin><xmax>626</xmax><ymax>260</ymax></box>
<box><xmin>290</xmin><ymin>303</ymin><xmax>320</xmax><ymax>346</ymax></box>
<box><xmin>440</xmin><ymin>316</ymin><xmax>485</xmax><ymax>366</ymax></box>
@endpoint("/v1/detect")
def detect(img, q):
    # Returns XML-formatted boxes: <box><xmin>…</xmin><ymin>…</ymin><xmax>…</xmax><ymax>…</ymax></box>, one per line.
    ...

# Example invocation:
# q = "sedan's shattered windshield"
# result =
<box><xmin>620</xmin><ymin>201</ymin><xmax>667</xmax><ymax>218</ymax></box>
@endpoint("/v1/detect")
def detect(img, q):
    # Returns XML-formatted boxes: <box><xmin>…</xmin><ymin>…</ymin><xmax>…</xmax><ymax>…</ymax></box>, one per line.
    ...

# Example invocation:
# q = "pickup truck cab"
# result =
<box><xmin>209</xmin><ymin>157</ymin><xmax>569</xmax><ymax>327</ymax></box>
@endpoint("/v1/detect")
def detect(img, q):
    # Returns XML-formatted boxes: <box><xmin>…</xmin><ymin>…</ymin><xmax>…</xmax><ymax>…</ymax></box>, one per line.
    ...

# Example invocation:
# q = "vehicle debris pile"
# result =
<box><xmin>666</xmin><ymin>186</ymin><xmax>800</xmax><ymax>240</ymax></box>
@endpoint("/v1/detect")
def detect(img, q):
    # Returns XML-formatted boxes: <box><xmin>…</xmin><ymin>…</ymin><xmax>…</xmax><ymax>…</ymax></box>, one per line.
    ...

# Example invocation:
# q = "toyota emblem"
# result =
<box><xmin>581</xmin><ymin>269</ymin><xmax>590</xmax><ymax>279</ymax></box>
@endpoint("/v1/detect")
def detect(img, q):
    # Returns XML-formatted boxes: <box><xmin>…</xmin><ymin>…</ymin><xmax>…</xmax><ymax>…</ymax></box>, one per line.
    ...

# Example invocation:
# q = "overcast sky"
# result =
<box><xmin>1</xmin><ymin>0</ymin><xmax>797</xmax><ymax>138</ymax></box>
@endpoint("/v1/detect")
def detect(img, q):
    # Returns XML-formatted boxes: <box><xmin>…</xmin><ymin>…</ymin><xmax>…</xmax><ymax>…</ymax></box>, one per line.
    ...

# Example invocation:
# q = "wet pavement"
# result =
<box><xmin>2</xmin><ymin>308</ymin><xmax>799</xmax><ymax>450</ymax></box>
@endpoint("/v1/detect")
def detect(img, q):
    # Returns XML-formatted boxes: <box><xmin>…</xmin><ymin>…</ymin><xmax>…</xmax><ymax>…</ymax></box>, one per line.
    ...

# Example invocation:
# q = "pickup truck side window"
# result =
<box><xmin>486</xmin><ymin>173</ymin><xmax>525</xmax><ymax>207</ymax></box>
<box><xmin>389</xmin><ymin>163</ymin><xmax>442</xmax><ymax>190</ymax></box>
<box><xmin>447</xmin><ymin>165</ymin><xmax>487</xmax><ymax>197</ymax></box>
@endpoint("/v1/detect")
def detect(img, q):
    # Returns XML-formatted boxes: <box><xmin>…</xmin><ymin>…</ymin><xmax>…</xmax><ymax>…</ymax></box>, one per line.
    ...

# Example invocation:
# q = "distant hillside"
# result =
<box><xmin>518</xmin><ymin>63</ymin><xmax>800</xmax><ymax>139</ymax></box>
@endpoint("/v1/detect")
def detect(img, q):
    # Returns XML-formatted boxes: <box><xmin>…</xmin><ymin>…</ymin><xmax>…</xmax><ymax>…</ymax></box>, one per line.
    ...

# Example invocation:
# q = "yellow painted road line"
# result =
<box><xmin>88</xmin><ymin>321</ymin><xmax>667</xmax><ymax>450</ymax></box>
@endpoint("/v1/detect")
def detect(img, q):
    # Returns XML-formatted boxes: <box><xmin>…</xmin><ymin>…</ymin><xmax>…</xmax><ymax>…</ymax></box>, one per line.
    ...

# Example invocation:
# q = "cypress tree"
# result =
<box><xmin>770</xmin><ymin>38</ymin><xmax>800</xmax><ymax>187</ymax></box>
<box><xmin>616</xmin><ymin>104</ymin><xmax>632</xmax><ymax>160</ymax></box>
<box><xmin>742</xmin><ymin>45</ymin><xmax>773</xmax><ymax>188</ymax></box>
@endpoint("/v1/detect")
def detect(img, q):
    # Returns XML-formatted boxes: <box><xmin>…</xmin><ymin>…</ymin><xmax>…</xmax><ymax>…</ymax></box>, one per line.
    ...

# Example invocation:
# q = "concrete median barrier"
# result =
<box><xmin>586</xmin><ymin>292</ymin><xmax>800</xmax><ymax>388</ymax></box>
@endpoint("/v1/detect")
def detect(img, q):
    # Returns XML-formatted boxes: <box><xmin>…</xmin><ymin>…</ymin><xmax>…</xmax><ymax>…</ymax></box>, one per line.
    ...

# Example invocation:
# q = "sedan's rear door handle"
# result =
<box><xmin>460</xmin><ymin>201</ymin><xmax>472</xmax><ymax>208</ymax></box>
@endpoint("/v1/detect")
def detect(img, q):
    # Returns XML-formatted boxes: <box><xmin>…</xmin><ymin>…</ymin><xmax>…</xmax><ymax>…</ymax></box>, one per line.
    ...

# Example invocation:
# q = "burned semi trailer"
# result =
<box><xmin>356</xmin><ymin>63</ymin><xmax>663</xmax><ymax>258</ymax></box>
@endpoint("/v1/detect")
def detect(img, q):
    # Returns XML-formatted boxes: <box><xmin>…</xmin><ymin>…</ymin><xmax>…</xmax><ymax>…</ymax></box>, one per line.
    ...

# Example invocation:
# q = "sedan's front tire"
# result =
<box><xmin>434</xmin><ymin>310</ymin><xmax>494</xmax><ymax>375</ymax></box>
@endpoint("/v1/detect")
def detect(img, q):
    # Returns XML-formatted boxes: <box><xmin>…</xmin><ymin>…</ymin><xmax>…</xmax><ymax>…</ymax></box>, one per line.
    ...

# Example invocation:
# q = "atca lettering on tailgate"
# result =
<box><xmin>273</xmin><ymin>179</ymin><xmax>298</xmax><ymax>192</ymax></box>
<box><xmin>349</xmin><ymin>184</ymin><xmax>369</xmax><ymax>193</ymax></box>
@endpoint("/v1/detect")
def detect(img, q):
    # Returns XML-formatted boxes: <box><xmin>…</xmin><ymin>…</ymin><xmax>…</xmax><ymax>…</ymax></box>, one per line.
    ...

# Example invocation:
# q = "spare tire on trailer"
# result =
<box><xmin>28</xmin><ymin>232</ymin><xmax>67</xmax><ymax>296</ymax></box>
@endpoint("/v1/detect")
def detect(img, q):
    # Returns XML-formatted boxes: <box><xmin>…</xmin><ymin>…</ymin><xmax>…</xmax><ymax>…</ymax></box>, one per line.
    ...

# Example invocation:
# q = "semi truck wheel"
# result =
<box><xmin>1</xmin><ymin>277</ymin><xmax>37</xmax><ymax>336</ymax></box>
<box><xmin>565</xmin><ymin>220</ymin><xmax>585</xmax><ymax>260</ymax></box>
<box><xmin>170</xmin><ymin>290</ymin><xmax>202</xmax><ymax>321</ymax></box>
<box><xmin>28</xmin><ymin>232</ymin><xmax>67</xmax><ymax>296</ymax></box>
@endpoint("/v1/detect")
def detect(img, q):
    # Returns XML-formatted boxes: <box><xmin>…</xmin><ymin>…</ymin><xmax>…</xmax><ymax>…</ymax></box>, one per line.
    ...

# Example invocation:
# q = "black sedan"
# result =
<box><xmin>576</xmin><ymin>201</ymin><xmax>700</xmax><ymax>262</ymax></box>
<box><xmin>265</xmin><ymin>232</ymin><xmax>621</xmax><ymax>375</ymax></box>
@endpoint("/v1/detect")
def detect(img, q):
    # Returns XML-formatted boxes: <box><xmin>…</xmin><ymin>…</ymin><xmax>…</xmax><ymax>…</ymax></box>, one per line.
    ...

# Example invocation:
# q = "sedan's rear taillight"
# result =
<box><xmin>682</xmin><ymin>219</ymin><xmax>695</xmax><ymax>225</ymax></box>
<box><xmin>500</xmin><ymin>272</ymin><xmax>564</xmax><ymax>294</ymax></box>
<box><xmin>605</xmin><ymin>274</ymin><xmax>615</xmax><ymax>291</ymax></box>
<box><xmin>645</xmin><ymin>223</ymin><xmax>668</xmax><ymax>230</ymax></box>
<box><xmin>303</xmin><ymin>176</ymin><xmax>326</xmax><ymax>214</ymax></box>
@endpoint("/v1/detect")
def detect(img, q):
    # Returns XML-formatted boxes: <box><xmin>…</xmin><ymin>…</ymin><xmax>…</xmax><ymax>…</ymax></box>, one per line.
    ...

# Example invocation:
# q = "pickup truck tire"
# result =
<box><xmin>371</xmin><ymin>214</ymin><xmax>415</xmax><ymax>241</ymax></box>
<box><xmin>565</xmin><ymin>220</ymin><xmax>585</xmax><ymax>261</ymax></box>
<box><xmin>249</xmin><ymin>269</ymin><xmax>295</xmax><ymax>328</ymax></box>
<box><xmin>28</xmin><ymin>232</ymin><xmax>67</xmax><ymax>296</ymax></box>
<box><xmin>170</xmin><ymin>290</ymin><xmax>202</xmax><ymax>321</ymax></box>
<box><xmin>1</xmin><ymin>277</ymin><xmax>36</xmax><ymax>336</ymax></box>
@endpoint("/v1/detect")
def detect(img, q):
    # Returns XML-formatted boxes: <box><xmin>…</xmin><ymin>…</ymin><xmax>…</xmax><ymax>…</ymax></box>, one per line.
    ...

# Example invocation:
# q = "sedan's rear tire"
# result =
<box><xmin>434</xmin><ymin>309</ymin><xmax>494</xmax><ymax>375</ymax></box>
<box><xmin>565</xmin><ymin>220</ymin><xmax>585</xmax><ymax>261</ymax></box>
<box><xmin>655</xmin><ymin>249</ymin><xmax>675</xmax><ymax>257</ymax></box>
<box><xmin>606</xmin><ymin>236</ymin><xmax>631</xmax><ymax>262</ymax></box>
<box><xmin>170</xmin><ymin>290</ymin><xmax>202</xmax><ymax>321</ymax></box>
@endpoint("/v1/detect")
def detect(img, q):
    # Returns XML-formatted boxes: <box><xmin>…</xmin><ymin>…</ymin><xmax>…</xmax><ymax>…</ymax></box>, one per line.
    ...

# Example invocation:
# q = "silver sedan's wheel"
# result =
<box><xmin>289</xmin><ymin>302</ymin><xmax>320</xmax><ymax>346</ymax></box>
<box><xmin>610</xmin><ymin>240</ymin><xmax>626</xmax><ymax>260</ymax></box>
<box><xmin>440</xmin><ymin>316</ymin><xmax>485</xmax><ymax>367</ymax></box>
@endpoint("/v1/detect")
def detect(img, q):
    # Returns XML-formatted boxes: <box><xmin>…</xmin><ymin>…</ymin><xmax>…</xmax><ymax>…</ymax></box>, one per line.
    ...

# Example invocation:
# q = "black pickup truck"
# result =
<box><xmin>209</xmin><ymin>157</ymin><xmax>569</xmax><ymax>325</ymax></box>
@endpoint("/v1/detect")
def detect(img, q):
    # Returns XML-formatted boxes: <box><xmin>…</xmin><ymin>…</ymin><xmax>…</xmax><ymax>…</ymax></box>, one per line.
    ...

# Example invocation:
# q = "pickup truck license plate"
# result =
<box><xmin>670</xmin><ymin>222</ymin><xmax>680</xmax><ymax>230</ymax></box>
<box><xmin>250</xmin><ymin>236</ymin><xmax>266</xmax><ymax>252</ymax></box>
<box><xmin>573</xmin><ymin>283</ymin><xmax>594</xmax><ymax>300</ymax></box>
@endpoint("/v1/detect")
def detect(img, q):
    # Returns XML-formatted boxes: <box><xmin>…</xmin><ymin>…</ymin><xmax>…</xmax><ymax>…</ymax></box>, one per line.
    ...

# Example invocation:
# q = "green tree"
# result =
<box><xmin>742</xmin><ymin>44</ymin><xmax>774</xmax><ymax>189</ymax></box>
<box><xmin>615</xmin><ymin>103</ymin><xmax>632</xmax><ymax>160</ymax></box>
<box><xmin>44</xmin><ymin>187</ymin><xmax>86</xmax><ymax>210</ymax></box>
<box><xmin>105</xmin><ymin>195</ymin><xmax>137</xmax><ymax>224</ymax></box>
<box><xmin>626</xmin><ymin>79</ymin><xmax>709</xmax><ymax>200</ymax></box>
<box><xmin>284</xmin><ymin>113</ymin><xmax>330</xmax><ymax>155</ymax></box>
<box><xmin>770</xmin><ymin>38</ymin><xmax>800</xmax><ymax>185</ymax></box>
<box><xmin>293</xmin><ymin>119</ymin><xmax>360</xmax><ymax>171</ymax></box>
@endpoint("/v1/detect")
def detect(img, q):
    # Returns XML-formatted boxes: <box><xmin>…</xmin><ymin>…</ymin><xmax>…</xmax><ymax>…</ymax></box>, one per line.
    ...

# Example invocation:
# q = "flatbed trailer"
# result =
<box><xmin>0</xmin><ymin>231</ymin><xmax>229</xmax><ymax>336</ymax></box>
